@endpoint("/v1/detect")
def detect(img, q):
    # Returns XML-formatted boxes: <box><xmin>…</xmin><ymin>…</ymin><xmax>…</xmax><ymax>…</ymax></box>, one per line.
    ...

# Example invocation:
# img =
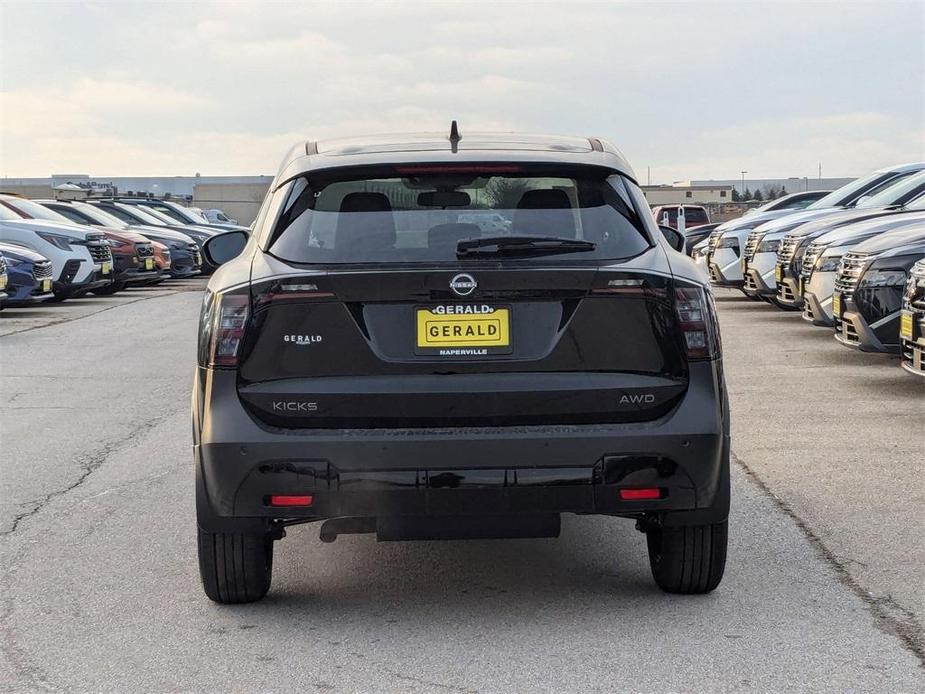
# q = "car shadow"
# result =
<box><xmin>713</xmin><ymin>294</ymin><xmax>752</xmax><ymax>303</ymax></box>
<box><xmin>249</xmin><ymin>514</ymin><xmax>666</xmax><ymax>618</ymax></box>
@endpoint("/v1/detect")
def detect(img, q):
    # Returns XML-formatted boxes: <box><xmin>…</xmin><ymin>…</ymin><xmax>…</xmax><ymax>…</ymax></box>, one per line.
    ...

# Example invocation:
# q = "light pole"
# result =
<box><xmin>740</xmin><ymin>170</ymin><xmax>747</xmax><ymax>199</ymax></box>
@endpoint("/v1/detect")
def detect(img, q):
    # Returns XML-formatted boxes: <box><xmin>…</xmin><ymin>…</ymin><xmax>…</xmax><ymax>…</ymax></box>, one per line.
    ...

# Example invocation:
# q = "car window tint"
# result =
<box><xmin>268</xmin><ymin>169</ymin><xmax>653</xmax><ymax>264</ymax></box>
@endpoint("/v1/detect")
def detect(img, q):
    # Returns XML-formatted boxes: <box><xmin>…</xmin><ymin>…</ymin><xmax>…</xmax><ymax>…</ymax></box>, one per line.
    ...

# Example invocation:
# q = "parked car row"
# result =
<box><xmin>693</xmin><ymin>162</ymin><xmax>925</xmax><ymax>376</ymax></box>
<box><xmin>651</xmin><ymin>191</ymin><xmax>832</xmax><ymax>258</ymax></box>
<box><xmin>0</xmin><ymin>195</ymin><xmax>249</xmax><ymax>308</ymax></box>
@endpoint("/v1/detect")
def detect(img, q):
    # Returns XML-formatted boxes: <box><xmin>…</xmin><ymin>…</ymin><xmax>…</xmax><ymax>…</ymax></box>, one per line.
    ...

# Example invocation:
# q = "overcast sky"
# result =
<box><xmin>1</xmin><ymin>1</ymin><xmax>923</xmax><ymax>182</ymax></box>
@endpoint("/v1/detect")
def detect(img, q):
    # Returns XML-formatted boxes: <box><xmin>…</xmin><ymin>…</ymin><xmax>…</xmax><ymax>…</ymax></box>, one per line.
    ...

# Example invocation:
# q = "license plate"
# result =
<box><xmin>145</xmin><ymin>258</ymin><xmax>154</xmax><ymax>270</ymax></box>
<box><xmin>42</xmin><ymin>278</ymin><xmax>52</xmax><ymax>293</ymax></box>
<box><xmin>740</xmin><ymin>259</ymin><xmax>747</xmax><ymax>273</ymax></box>
<box><xmin>415</xmin><ymin>305</ymin><xmax>511</xmax><ymax>356</ymax></box>
<box><xmin>775</xmin><ymin>265</ymin><xmax>783</xmax><ymax>282</ymax></box>
<box><xmin>101</xmin><ymin>261</ymin><xmax>111</xmax><ymax>275</ymax></box>
<box><xmin>901</xmin><ymin>311</ymin><xmax>914</xmax><ymax>340</ymax></box>
<box><xmin>195</xmin><ymin>253</ymin><xmax>202</xmax><ymax>265</ymax></box>
<box><xmin>832</xmin><ymin>293</ymin><xmax>841</xmax><ymax>318</ymax></box>
<box><xmin>799</xmin><ymin>277</ymin><xmax>805</xmax><ymax>296</ymax></box>
<box><xmin>0</xmin><ymin>276</ymin><xmax>6</xmax><ymax>291</ymax></box>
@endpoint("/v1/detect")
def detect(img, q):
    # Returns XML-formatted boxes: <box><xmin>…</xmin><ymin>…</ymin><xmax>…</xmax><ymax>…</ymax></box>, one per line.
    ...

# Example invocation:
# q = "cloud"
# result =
<box><xmin>1</xmin><ymin>78</ymin><xmax>213</xmax><ymax>137</ymax></box>
<box><xmin>654</xmin><ymin>113</ymin><xmax>925</xmax><ymax>180</ymax></box>
<box><xmin>0</xmin><ymin>1</ymin><xmax>922</xmax><ymax>178</ymax></box>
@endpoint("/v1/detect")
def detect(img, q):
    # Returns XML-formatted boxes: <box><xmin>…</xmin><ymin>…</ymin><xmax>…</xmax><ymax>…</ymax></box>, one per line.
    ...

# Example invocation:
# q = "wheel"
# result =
<box><xmin>197</xmin><ymin>528</ymin><xmax>274</xmax><ymax>603</ymax></box>
<box><xmin>91</xmin><ymin>282</ymin><xmax>124</xmax><ymax>296</ymax></box>
<box><xmin>646</xmin><ymin>520</ymin><xmax>727</xmax><ymax>594</ymax></box>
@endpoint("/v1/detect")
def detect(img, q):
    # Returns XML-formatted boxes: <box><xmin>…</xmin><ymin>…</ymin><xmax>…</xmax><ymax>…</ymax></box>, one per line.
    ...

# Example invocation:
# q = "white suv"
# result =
<box><xmin>0</xmin><ymin>201</ymin><xmax>113</xmax><ymax>300</ymax></box>
<box><xmin>457</xmin><ymin>211</ymin><xmax>511</xmax><ymax>233</ymax></box>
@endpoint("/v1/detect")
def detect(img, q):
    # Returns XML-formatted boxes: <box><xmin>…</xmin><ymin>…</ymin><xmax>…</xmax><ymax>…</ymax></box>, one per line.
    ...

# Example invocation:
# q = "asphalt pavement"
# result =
<box><xmin>0</xmin><ymin>282</ymin><xmax>922</xmax><ymax>692</ymax></box>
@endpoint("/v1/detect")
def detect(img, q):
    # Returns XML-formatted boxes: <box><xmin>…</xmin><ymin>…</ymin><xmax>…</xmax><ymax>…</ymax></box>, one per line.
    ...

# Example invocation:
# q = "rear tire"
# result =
<box><xmin>646</xmin><ymin>520</ymin><xmax>727</xmax><ymax>594</ymax></box>
<box><xmin>197</xmin><ymin>528</ymin><xmax>273</xmax><ymax>604</ymax></box>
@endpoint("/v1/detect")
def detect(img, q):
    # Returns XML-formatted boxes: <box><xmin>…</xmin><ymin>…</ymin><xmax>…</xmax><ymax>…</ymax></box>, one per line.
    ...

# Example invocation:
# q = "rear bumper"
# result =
<box><xmin>193</xmin><ymin>362</ymin><xmax>730</xmax><ymax>531</ymax></box>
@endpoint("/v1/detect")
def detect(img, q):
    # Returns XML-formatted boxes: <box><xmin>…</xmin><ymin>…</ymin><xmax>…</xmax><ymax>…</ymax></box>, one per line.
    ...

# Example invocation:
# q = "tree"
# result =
<box><xmin>732</xmin><ymin>189</ymin><xmax>742</xmax><ymax>202</ymax></box>
<box><xmin>761</xmin><ymin>184</ymin><xmax>777</xmax><ymax>200</ymax></box>
<box><xmin>484</xmin><ymin>178</ymin><xmax>533</xmax><ymax>210</ymax></box>
<box><xmin>743</xmin><ymin>187</ymin><xmax>752</xmax><ymax>201</ymax></box>
<box><xmin>754</xmin><ymin>189</ymin><xmax>764</xmax><ymax>202</ymax></box>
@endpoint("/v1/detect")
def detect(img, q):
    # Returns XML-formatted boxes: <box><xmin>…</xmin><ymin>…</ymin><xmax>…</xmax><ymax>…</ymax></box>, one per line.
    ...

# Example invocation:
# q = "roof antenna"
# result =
<box><xmin>449</xmin><ymin>120</ymin><xmax>461</xmax><ymax>153</ymax></box>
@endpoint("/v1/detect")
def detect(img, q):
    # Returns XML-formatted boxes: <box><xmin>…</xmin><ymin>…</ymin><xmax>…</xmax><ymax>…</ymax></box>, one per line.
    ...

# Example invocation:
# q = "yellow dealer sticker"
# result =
<box><xmin>901</xmin><ymin>311</ymin><xmax>914</xmax><ymax>340</ymax></box>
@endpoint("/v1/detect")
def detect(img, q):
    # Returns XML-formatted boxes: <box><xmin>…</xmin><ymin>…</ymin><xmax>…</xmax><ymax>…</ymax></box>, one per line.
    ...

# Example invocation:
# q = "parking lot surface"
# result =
<box><xmin>1</xmin><ymin>284</ymin><xmax>922</xmax><ymax>692</ymax></box>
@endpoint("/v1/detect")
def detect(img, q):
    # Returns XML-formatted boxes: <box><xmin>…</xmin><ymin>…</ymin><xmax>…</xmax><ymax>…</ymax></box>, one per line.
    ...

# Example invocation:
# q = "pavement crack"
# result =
<box><xmin>732</xmin><ymin>450</ymin><xmax>925</xmax><ymax>664</ymax></box>
<box><xmin>0</xmin><ymin>406</ymin><xmax>184</xmax><ymax>691</ymax></box>
<box><xmin>379</xmin><ymin>667</ymin><xmax>479</xmax><ymax>694</ymax></box>
<box><xmin>1</xmin><ymin>408</ymin><xmax>181</xmax><ymax>537</ymax></box>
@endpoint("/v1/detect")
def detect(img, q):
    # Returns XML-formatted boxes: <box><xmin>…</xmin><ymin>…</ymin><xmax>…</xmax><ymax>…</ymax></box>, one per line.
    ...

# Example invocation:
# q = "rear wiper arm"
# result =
<box><xmin>456</xmin><ymin>235</ymin><xmax>596</xmax><ymax>257</ymax></box>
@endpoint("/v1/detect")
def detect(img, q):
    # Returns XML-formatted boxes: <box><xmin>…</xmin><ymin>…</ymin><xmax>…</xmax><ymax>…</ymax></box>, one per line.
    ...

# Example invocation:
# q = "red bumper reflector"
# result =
<box><xmin>269</xmin><ymin>495</ymin><xmax>314</xmax><ymax>507</ymax></box>
<box><xmin>618</xmin><ymin>488</ymin><xmax>662</xmax><ymax>501</ymax></box>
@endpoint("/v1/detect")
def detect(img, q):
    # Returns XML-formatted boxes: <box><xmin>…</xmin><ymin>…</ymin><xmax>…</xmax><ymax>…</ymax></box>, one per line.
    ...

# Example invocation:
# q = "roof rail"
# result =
<box><xmin>305</xmin><ymin>141</ymin><xmax>318</xmax><ymax>155</ymax></box>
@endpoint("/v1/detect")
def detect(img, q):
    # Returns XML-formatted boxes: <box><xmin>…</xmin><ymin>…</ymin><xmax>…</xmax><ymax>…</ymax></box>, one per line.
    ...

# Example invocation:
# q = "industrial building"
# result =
<box><xmin>0</xmin><ymin>173</ymin><xmax>857</xmax><ymax>227</ymax></box>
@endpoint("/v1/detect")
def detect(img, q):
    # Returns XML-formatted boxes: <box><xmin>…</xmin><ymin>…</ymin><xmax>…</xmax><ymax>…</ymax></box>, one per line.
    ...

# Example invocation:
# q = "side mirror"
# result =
<box><xmin>659</xmin><ymin>225</ymin><xmax>686</xmax><ymax>254</ymax></box>
<box><xmin>203</xmin><ymin>230</ymin><xmax>249</xmax><ymax>266</ymax></box>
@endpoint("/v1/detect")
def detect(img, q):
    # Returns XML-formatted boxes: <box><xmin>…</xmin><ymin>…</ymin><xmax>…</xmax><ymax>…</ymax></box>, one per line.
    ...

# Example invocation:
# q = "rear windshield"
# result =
<box><xmin>656</xmin><ymin>207</ymin><xmax>708</xmax><ymax>225</ymax></box>
<box><xmin>267</xmin><ymin>167</ymin><xmax>653</xmax><ymax>263</ymax></box>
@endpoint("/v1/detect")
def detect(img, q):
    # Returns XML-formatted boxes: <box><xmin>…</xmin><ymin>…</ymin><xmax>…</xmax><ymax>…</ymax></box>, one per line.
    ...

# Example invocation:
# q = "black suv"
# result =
<box><xmin>193</xmin><ymin>128</ymin><xmax>730</xmax><ymax>603</ymax></box>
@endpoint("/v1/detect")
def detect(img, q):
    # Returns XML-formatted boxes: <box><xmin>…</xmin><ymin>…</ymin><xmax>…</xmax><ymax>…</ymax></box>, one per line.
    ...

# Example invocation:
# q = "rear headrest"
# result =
<box><xmin>427</xmin><ymin>222</ymin><xmax>481</xmax><ymax>249</ymax></box>
<box><xmin>517</xmin><ymin>189</ymin><xmax>572</xmax><ymax>210</ymax></box>
<box><xmin>335</xmin><ymin>192</ymin><xmax>396</xmax><ymax>252</ymax></box>
<box><xmin>339</xmin><ymin>192</ymin><xmax>392</xmax><ymax>213</ymax></box>
<box><xmin>513</xmin><ymin>188</ymin><xmax>576</xmax><ymax>237</ymax></box>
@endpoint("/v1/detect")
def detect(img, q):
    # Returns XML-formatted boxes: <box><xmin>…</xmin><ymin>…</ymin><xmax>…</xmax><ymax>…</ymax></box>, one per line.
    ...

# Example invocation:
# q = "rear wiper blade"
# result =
<box><xmin>456</xmin><ymin>235</ymin><xmax>596</xmax><ymax>257</ymax></box>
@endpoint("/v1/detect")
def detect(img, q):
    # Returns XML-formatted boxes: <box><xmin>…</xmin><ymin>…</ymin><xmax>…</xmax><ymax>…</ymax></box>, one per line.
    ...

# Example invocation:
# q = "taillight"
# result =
<box><xmin>200</xmin><ymin>291</ymin><xmax>249</xmax><ymax>368</ymax></box>
<box><xmin>674</xmin><ymin>282</ymin><xmax>719</xmax><ymax>360</ymax></box>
